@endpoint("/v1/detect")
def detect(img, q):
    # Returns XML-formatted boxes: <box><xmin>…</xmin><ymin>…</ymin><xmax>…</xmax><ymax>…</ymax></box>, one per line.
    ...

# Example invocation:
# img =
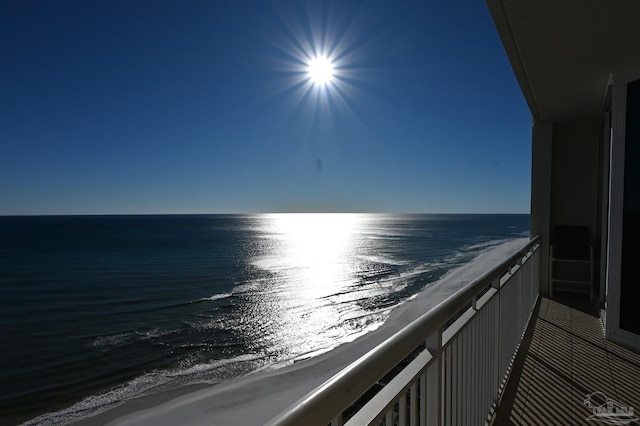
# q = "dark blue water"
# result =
<box><xmin>0</xmin><ymin>214</ymin><xmax>529</xmax><ymax>425</ymax></box>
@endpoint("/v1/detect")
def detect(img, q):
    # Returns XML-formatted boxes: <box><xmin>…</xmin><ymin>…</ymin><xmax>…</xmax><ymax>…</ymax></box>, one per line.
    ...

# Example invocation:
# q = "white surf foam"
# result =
<box><xmin>198</xmin><ymin>293</ymin><xmax>232</xmax><ymax>302</ymax></box>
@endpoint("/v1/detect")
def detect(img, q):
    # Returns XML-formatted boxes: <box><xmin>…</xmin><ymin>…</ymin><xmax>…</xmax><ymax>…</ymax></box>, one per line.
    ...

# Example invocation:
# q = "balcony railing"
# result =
<box><xmin>268</xmin><ymin>236</ymin><xmax>541</xmax><ymax>426</ymax></box>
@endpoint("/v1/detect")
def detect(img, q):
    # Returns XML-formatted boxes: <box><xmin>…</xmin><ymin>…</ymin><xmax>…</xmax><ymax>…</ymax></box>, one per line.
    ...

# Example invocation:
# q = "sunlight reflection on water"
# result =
<box><xmin>245</xmin><ymin>213</ymin><xmax>387</xmax><ymax>360</ymax></box>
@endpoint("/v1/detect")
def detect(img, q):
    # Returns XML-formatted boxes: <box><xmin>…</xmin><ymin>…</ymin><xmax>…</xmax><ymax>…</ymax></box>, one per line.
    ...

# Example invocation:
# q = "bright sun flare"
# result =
<box><xmin>307</xmin><ymin>55</ymin><xmax>335</xmax><ymax>86</ymax></box>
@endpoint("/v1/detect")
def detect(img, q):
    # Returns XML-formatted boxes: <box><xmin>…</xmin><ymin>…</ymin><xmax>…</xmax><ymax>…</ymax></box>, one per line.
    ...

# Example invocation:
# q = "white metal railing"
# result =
<box><xmin>268</xmin><ymin>236</ymin><xmax>541</xmax><ymax>426</ymax></box>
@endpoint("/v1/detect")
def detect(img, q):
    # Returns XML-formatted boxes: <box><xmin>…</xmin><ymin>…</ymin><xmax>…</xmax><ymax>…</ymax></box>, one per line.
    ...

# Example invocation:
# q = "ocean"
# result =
<box><xmin>0</xmin><ymin>214</ymin><xmax>529</xmax><ymax>425</ymax></box>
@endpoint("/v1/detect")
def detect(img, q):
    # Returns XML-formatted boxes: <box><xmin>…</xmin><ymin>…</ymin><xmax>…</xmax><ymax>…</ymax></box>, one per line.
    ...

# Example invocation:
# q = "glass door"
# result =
<box><xmin>607</xmin><ymin>70</ymin><xmax>640</xmax><ymax>350</ymax></box>
<box><xmin>619</xmin><ymin>78</ymin><xmax>640</xmax><ymax>335</ymax></box>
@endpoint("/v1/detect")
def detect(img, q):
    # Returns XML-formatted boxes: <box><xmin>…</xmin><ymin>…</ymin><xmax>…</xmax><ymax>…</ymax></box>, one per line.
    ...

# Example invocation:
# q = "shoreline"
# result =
<box><xmin>76</xmin><ymin>237</ymin><xmax>530</xmax><ymax>426</ymax></box>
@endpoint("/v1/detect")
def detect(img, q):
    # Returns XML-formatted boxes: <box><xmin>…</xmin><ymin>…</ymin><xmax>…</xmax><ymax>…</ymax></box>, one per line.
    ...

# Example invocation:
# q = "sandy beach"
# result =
<box><xmin>77</xmin><ymin>237</ymin><xmax>529</xmax><ymax>426</ymax></box>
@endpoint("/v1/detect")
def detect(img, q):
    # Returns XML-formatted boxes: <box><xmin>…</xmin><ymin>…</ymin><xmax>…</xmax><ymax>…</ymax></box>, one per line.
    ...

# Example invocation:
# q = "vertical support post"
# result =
<box><xmin>331</xmin><ymin>413</ymin><xmax>343</xmax><ymax>426</ymax></box>
<box><xmin>534</xmin><ymin>245</ymin><xmax>541</xmax><ymax>295</ymax></box>
<box><xmin>491</xmin><ymin>278</ymin><xmax>500</xmax><ymax>290</ymax></box>
<box><xmin>589</xmin><ymin>246</ymin><xmax>594</xmax><ymax>302</ymax></box>
<box><xmin>425</xmin><ymin>329</ymin><xmax>442</xmax><ymax>426</ymax></box>
<box><xmin>515</xmin><ymin>258</ymin><xmax>523</xmax><ymax>340</ymax></box>
<box><xmin>549</xmin><ymin>245</ymin><xmax>554</xmax><ymax>299</ymax></box>
<box><xmin>491</xmin><ymin>277</ymin><xmax>502</xmax><ymax>409</ymax></box>
<box><xmin>521</xmin><ymin>253</ymin><xmax>530</xmax><ymax>319</ymax></box>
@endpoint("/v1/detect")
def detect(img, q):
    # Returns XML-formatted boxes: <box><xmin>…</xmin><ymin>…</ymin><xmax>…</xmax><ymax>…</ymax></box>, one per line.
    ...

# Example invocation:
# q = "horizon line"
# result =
<box><xmin>0</xmin><ymin>211</ymin><xmax>531</xmax><ymax>217</ymax></box>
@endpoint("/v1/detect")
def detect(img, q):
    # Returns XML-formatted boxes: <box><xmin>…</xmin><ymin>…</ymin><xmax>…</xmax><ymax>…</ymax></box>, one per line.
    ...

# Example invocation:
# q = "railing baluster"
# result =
<box><xmin>480</xmin><ymin>301</ymin><xmax>486</xmax><ymax>419</ymax></box>
<box><xmin>482</xmin><ymin>302</ymin><xmax>489</xmax><ymax>421</ymax></box>
<box><xmin>467</xmin><ymin>324</ymin><xmax>473</xmax><ymax>426</ymax></box>
<box><xmin>462</xmin><ymin>327</ymin><xmax>468</xmax><ymax>426</ymax></box>
<box><xmin>471</xmin><ymin>314</ymin><xmax>477</xmax><ymax>424</ymax></box>
<box><xmin>425</xmin><ymin>329</ymin><xmax>442</xmax><ymax>426</ymax></box>
<box><xmin>420</xmin><ymin>371</ymin><xmax>427</xmax><ymax>426</ymax></box>
<box><xmin>444</xmin><ymin>342</ymin><xmax>450</xmax><ymax>426</ymax></box>
<box><xmin>410</xmin><ymin>382</ymin><xmax>417</xmax><ymax>426</ymax></box>
<box><xmin>451</xmin><ymin>335</ymin><xmax>456</xmax><ymax>426</ymax></box>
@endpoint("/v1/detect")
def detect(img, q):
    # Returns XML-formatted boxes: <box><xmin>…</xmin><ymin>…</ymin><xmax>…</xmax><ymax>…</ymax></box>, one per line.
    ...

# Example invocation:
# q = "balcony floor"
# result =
<box><xmin>491</xmin><ymin>294</ymin><xmax>640</xmax><ymax>425</ymax></box>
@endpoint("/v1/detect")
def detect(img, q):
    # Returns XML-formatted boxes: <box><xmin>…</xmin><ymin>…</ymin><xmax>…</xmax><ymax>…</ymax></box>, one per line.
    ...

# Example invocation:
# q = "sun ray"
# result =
<box><xmin>251</xmin><ymin>1</ymin><xmax>384</xmax><ymax>159</ymax></box>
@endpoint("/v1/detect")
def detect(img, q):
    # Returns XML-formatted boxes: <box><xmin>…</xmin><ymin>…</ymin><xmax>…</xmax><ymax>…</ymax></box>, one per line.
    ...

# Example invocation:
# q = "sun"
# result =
<box><xmin>307</xmin><ymin>55</ymin><xmax>335</xmax><ymax>86</ymax></box>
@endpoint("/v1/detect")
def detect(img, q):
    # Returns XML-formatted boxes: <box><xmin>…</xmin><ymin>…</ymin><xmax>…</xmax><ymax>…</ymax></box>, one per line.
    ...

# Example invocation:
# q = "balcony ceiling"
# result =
<box><xmin>487</xmin><ymin>0</ymin><xmax>640</xmax><ymax>123</ymax></box>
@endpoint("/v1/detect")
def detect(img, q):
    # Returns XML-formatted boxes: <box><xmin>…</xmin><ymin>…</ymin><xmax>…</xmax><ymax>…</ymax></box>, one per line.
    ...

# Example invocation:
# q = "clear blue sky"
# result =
<box><xmin>0</xmin><ymin>0</ymin><xmax>532</xmax><ymax>215</ymax></box>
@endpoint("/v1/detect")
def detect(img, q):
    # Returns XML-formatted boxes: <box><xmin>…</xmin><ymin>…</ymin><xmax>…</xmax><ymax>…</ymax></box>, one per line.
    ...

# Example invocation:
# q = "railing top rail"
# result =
<box><xmin>268</xmin><ymin>235</ymin><xmax>540</xmax><ymax>426</ymax></box>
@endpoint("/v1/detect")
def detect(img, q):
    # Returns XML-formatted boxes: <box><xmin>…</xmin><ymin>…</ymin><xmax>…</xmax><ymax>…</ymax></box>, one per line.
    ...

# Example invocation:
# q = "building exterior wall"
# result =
<box><xmin>531</xmin><ymin>119</ymin><xmax>601</xmax><ymax>295</ymax></box>
<box><xmin>550</xmin><ymin>120</ymin><xmax>600</xmax><ymax>242</ymax></box>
